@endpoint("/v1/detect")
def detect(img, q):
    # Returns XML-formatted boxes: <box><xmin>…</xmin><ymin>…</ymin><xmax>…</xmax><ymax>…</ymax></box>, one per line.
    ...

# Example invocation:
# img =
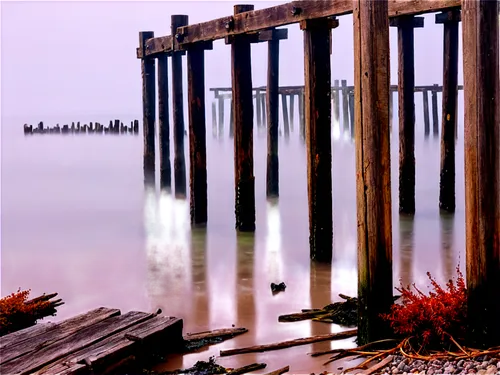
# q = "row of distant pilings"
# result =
<box><xmin>210</xmin><ymin>81</ymin><xmax>463</xmax><ymax>139</ymax></box>
<box><xmin>23</xmin><ymin>120</ymin><xmax>140</xmax><ymax>135</ymax></box>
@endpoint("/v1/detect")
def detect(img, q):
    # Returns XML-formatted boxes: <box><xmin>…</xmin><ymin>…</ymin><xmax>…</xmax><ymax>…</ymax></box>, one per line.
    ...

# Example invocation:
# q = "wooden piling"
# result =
<box><xmin>390</xmin><ymin>16</ymin><xmax>424</xmax><ymax>215</ymax></box>
<box><xmin>298</xmin><ymin>90</ymin><xmax>305</xmax><ymax>139</ymax></box>
<box><xmin>218</xmin><ymin>96</ymin><xmax>225</xmax><ymax>137</ymax></box>
<box><xmin>261</xmin><ymin>94</ymin><xmax>266</xmax><ymax>128</ymax></box>
<box><xmin>267</xmin><ymin>34</ymin><xmax>280</xmax><ymax>198</ymax></box>
<box><xmin>423</xmin><ymin>90</ymin><xmax>430</xmax><ymax>137</ymax></box>
<box><xmin>231</xmin><ymin>4</ymin><xmax>256</xmax><ymax>232</ymax></box>
<box><xmin>187</xmin><ymin>43</ymin><xmax>209</xmax><ymax>226</ymax></box>
<box><xmin>139</xmin><ymin>31</ymin><xmax>156</xmax><ymax>180</ymax></box>
<box><xmin>158</xmin><ymin>54</ymin><xmax>171</xmax><ymax>189</ymax></box>
<box><xmin>353</xmin><ymin>0</ymin><xmax>393</xmax><ymax>344</ymax></box>
<box><xmin>333</xmin><ymin>79</ymin><xmax>340</xmax><ymax>127</ymax></box>
<box><xmin>256</xmin><ymin>89</ymin><xmax>262</xmax><ymax>127</ymax></box>
<box><xmin>289</xmin><ymin>94</ymin><xmax>295</xmax><ymax>131</ymax></box>
<box><xmin>348</xmin><ymin>91</ymin><xmax>355</xmax><ymax>139</ymax></box>
<box><xmin>437</xmin><ymin>10</ymin><xmax>460</xmax><ymax>213</ymax></box>
<box><xmin>172</xmin><ymin>15</ymin><xmax>189</xmax><ymax>197</ymax></box>
<box><xmin>341</xmin><ymin>79</ymin><xmax>349</xmax><ymax>132</ymax></box>
<box><xmin>211</xmin><ymin>101</ymin><xmax>217</xmax><ymax>137</ymax></box>
<box><xmin>282</xmin><ymin>94</ymin><xmax>290</xmax><ymax>137</ymax></box>
<box><xmin>301</xmin><ymin>17</ymin><xmax>336</xmax><ymax>262</ymax></box>
<box><xmin>431</xmin><ymin>84</ymin><xmax>439</xmax><ymax>136</ymax></box>
<box><xmin>462</xmin><ymin>0</ymin><xmax>500</xmax><ymax>348</ymax></box>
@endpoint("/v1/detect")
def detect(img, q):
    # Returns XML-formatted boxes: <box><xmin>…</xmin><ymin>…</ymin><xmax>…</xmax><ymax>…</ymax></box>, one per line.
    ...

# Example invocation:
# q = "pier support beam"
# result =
<box><xmin>231</xmin><ymin>4</ymin><xmax>256</xmax><ymax>232</ymax></box>
<box><xmin>187</xmin><ymin>42</ymin><xmax>212</xmax><ymax>226</ymax></box>
<box><xmin>423</xmin><ymin>89</ymin><xmax>430</xmax><ymax>138</ymax></box>
<box><xmin>431</xmin><ymin>84</ymin><xmax>439</xmax><ymax>137</ymax></box>
<box><xmin>218</xmin><ymin>97</ymin><xmax>225</xmax><ymax>137</ymax></box>
<box><xmin>172</xmin><ymin>15</ymin><xmax>189</xmax><ymax>197</ymax></box>
<box><xmin>158</xmin><ymin>54</ymin><xmax>171</xmax><ymax>189</ymax></box>
<box><xmin>341</xmin><ymin>79</ymin><xmax>349</xmax><ymax>132</ymax></box>
<box><xmin>437</xmin><ymin>10</ymin><xmax>460</xmax><ymax>213</ymax></box>
<box><xmin>462</xmin><ymin>0</ymin><xmax>500</xmax><ymax>348</ymax></box>
<box><xmin>139</xmin><ymin>31</ymin><xmax>156</xmax><ymax>185</ymax></box>
<box><xmin>353</xmin><ymin>0</ymin><xmax>393</xmax><ymax>344</ymax></box>
<box><xmin>282</xmin><ymin>94</ymin><xmax>290</xmax><ymax>137</ymax></box>
<box><xmin>301</xmin><ymin>17</ymin><xmax>337</xmax><ymax>262</ymax></box>
<box><xmin>333</xmin><ymin>79</ymin><xmax>340</xmax><ymax>128</ymax></box>
<box><xmin>266</xmin><ymin>31</ymin><xmax>280</xmax><ymax>198</ymax></box>
<box><xmin>390</xmin><ymin>16</ymin><xmax>424</xmax><ymax>215</ymax></box>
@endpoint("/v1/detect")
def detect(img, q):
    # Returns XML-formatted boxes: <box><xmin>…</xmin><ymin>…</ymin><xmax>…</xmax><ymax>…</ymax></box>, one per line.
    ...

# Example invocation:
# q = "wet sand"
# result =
<box><xmin>1</xmin><ymin>110</ymin><xmax>465</xmax><ymax>373</ymax></box>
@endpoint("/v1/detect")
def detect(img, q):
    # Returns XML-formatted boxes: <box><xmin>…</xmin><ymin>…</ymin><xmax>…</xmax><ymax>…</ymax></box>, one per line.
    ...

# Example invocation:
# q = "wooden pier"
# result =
<box><xmin>0</xmin><ymin>307</ymin><xmax>183</xmax><ymax>375</ymax></box>
<box><xmin>136</xmin><ymin>0</ymin><xmax>499</xmax><ymax>346</ymax></box>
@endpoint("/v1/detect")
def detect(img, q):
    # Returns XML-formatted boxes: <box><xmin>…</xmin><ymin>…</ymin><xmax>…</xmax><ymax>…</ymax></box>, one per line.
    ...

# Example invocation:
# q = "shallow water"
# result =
<box><xmin>1</xmin><ymin>97</ymin><xmax>465</xmax><ymax>373</ymax></box>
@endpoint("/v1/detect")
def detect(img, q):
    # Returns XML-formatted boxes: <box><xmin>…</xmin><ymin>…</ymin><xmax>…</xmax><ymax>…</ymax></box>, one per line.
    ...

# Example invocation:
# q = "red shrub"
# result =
<box><xmin>0</xmin><ymin>289</ymin><xmax>55</xmax><ymax>336</ymax></box>
<box><xmin>381</xmin><ymin>266</ymin><xmax>467</xmax><ymax>348</ymax></box>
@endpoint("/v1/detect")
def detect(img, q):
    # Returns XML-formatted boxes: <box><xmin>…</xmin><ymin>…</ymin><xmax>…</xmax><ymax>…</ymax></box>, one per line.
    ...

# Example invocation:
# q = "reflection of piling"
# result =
<box><xmin>211</xmin><ymin>101</ymin><xmax>217</xmax><ymax>138</ymax></box>
<box><xmin>232</xmin><ymin>5</ymin><xmax>256</xmax><ymax>232</ymax></box>
<box><xmin>266</xmin><ymin>33</ymin><xmax>280</xmax><ymax>198</ymax></box>
<box><xmin>192</xmin><ymin>228</ymin><xmax>209</xmax><ymax>329</ymax></box>
<box><xmin>310</xmin><ymin>261</ymin><xmax>332</xmax><ymax>353</ymax></box>
<box><xmin>439</xmin><ymin>212</ymin><xmax>455</xmax><ymax>282</ymax></box>
<box><xmin>301</xmin><ymin>17</ymin><xmax>336</xmax><ymax>262</ymax></box>
<box><xmin>431</xmin><ymin>84</ymin><xmax>439</xmax><ymax>137</ymax></box>
<box><xmin>158</xmin><ymin>54</ymin><xmax>172</xmax><ymax>189</ymax></box>
<box><xmin>298</xmin><ymin>90</ymin><xmax>305</xmax><ymax>139</ymax></box>
<box><xmin>139</xmin><ymin>31</ymin><xmax>156</xmax><ymax>178</ymax></box>
<box><xmin>354</xmin><ymin>1</ymin><xmax>393</xmax><ymax>345</ymax></box>
<box><xmin>333</xmin><ymin>79</ymin><xmax>340</xmax><ymax>127</ymax></box>
<box><xmin>289</xmin><ymin>94</ymin><xmax>295</xmax><ymax>131</ymax></box>
<box><xmin>399</xmin><ymin>215</ymin><xmax>415</xmax><ymax>287</ymax></box>
<box><xmin>437</xmin><ymin>10</ymin><xmax>460</xmax><ymax>213</ymax></box>
<box><xmin>423</xmin><ymin>90</ymin><xmax>430</xmax><ymax>138</ymax></box>
<box><xmin>218</xmin><ymin>96</ymin><xmax>225</xmax><ymax>137</ymax></box>
<box><xmin>172</xmin><ymin>15</ymin><xmax>188</xmax><ymax>198</ymax></box>
<box><xmin>255</xmin><ymin>89</ymin><xmax>262</xmax><ymax>127</ymax></box>
<box><xmin>348</xmin><ymin>91</ymin><xmax>355</xmax><ymax>139</ymax></box>
<box><xmin>282</xmin><ymin>94</ymin><xmax>290</xmax><ymax>137</ymax></box>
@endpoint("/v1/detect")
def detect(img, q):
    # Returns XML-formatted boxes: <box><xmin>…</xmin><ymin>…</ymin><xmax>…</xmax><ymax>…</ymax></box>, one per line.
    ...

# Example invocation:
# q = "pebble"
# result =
<box><xmin>371</xmin><ymin>355</ymin><xmax>500</xmax><ymax>375</ymax></box>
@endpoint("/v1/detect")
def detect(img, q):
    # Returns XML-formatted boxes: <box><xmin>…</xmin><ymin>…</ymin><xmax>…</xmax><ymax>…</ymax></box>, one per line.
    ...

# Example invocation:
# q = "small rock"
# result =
<box><xmin>392</xmin><ymin>368</ymin><xmax>399</xmax><ymax>374</ymax></box>
<box><xmin>458</xmin><ymin>360</ymin><xmax>465</xmax><ymax>368</ymax></box>
<box><xmin>398</xmin><ymin>361</ymin><xmax>407</xmax><ymax>370</ymax></box>
<box><xmin>477</xmin><ymin>370</ymin><xmax>486</xmax><ymax>375</ymax></box>
<box><xmin>497</xmin><ymin>362</ymin><xmax>500</xmax><ymax>369</ymax></box>
<box><xmin>485</xmin><ymin>365</ymin><xmax>497</xmax><ymax>374</ymax></box>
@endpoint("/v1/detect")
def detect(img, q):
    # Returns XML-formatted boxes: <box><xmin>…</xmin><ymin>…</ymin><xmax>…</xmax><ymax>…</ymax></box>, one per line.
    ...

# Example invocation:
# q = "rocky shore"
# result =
<box><xmin>371</xmin><ymin>355</ymin><xmax>500</xmax><ymax>375</ymax></box>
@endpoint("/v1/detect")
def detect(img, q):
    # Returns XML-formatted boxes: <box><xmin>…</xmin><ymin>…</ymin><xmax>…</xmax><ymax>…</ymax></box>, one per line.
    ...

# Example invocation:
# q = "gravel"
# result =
<box><xmin>369</xmin><ymin>355</ymin><xmax>500</xmax><ymax>375</ymax></box>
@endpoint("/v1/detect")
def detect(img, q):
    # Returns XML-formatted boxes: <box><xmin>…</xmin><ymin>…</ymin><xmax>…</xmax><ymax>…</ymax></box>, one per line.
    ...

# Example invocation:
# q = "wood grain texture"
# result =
<box><xmin>302</xmin><ymin>18</ymin><xmax>333</xmax><ymax>262</ymax></box>
<box><xmin>0</xmin><ymin>308</ymin><xmax>120</xmax><ymax>365</ymax></box>
<box><xmin>353</xmin><ymin>0</ymin><xmax>393</xmax><ymax>345</ymax></box>
<box><xmin>158</xmin><ymin>54</ymin><xmax>171</xmax><ymax>189</ymax></box>
<box><xmin>187</xmin><ymin>44</ymin><xmax>208</xmax><ymax>225</ymax></box>
<box><xmin>266</xmin><ymin>38</ymin><xmax>280</xmax><ymax>198</ymax></box>
<box><xmin>2</xmin><ymin>311</ymin><xmax>154</xmax><ymax>375</ymax></box>
<box><xmin>462</xmin><ymin>0</ymin><xmax>500</xmax><ymax>349</ymax></box>
<box><xmin>438</xmin><ymin>10</ymin><xmax>459</xmax><ymax>213</ymax></box>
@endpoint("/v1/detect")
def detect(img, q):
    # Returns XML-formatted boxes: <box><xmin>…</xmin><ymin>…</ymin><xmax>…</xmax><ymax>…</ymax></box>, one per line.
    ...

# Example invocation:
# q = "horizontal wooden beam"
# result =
<box><xmin>435</xmin><ymin>9</ymin><xmax>461</xmax><ymax>23</ymax></box>
<box><xmin>225</xmin><ymin>28</ymin><xmax>288</xmax><ymax>45</ymax></box>
<box><xmin>389</xmin><ymin>16</ymin><xmax>425</xmax><ymax>28</ymax></box>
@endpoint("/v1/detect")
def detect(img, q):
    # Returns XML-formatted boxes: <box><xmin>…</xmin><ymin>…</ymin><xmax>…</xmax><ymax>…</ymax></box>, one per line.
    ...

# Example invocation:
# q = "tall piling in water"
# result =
<box><xmin>341</xmin><ymin>79</ymin><xmax>349</xmax><ymax>132</ymax></box>
<box><xmin>431</xmin><ymin>84</ymin><xmax>439</xmax><ymax>137</ymax></box>
<box><xmin>187</xmin><ymin>42</ymin><xmax>211</xmax><ymax>226</ymax></box>
<box><xmin>437</xmin><ymin>10</ymin><xmax>460</xmax><ymax>213</ymax></box>
<box><xmin>423</xmin><ymin>89</ymin><xmax>430</xmax><ymax>138</ymax></box>
<box><xmin>158</xmin><ymin>54</ymin><xmax>171</xmax><ymax>189</ymax></box>
<box><xmin>354</xmin><ymin>0</ymin><xmax>393</xmax><ymax>344</ymax></box>
<box><xmin>462</xmin><ymin>0</ymin><xmax>499</xmax><ymax>348</ymax></box>
<box><xmin>139</xmin><ymin>31</ymin><xmax>156</xmax><ymax>185</ymax></box>
<box><xmin>390</xmin><ymin>15</ymin><xmax>424</xmax><ymax>215</ymax></box>
<box><xmin>266</xmin><ymin>30</ymin><xmax>280</xmax><ymax>198</ymax></box>
<box><xmin>301</xmin><ymin>17</ymin><xmax>337</xmax><ymax>262</ymax></box>
<box><xmin>282</xmin><ymin>93</ymin><xmax>290</xmax><ymax>137</ymax></box>
<box><xmin>231</xmin><ymin>5</ymin><xmax>256</xmax><ymax>232</ymax></box>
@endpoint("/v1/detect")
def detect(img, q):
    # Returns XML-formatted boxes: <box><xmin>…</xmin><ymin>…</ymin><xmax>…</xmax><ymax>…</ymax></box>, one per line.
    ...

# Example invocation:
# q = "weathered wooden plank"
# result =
<box><xmin>462</xmin><ymin>0</ymin><xmax>500</xmax><ymax>349</ymax></box>
<box><xmin>2</xmin><ymin>311</ymin><xmax>154</xmax><ymax>375</ymax></box>
<box><xmin>354</xmin><ymin>0</ymin><xmax>393</xmax><ymax>344</ymax></box>
<box><xmin>0</xmin><ymin>307</ymin><xmax>120</xmax><ymax>365</ymax></box>
<box><xmin>158</xmin><ymin>54</ymin><xmax>171</xmax><ymax>189</ymax></box>
<box><xmin>266</xmin><ymin>37</ymin><xmax>279</xmax><ymax>198</ymax></box>
<box><xmin>33</xmin><ymin>316</ymin><xmax>182</xmax><ymax>375</ymax></box>
<box><xmin>302</xmin><ymin>17</ymin><xmax>334</xmax><ymax>262</ymax></box>
<box><xmin>438</xmin><ymin>9</ymin><xmax>459</xmax><ymax>213</ymax></box>
<box><xmin>184</xmin><ymin>327</ymin><xmax>248</xmax><ymax>343</ymax></box>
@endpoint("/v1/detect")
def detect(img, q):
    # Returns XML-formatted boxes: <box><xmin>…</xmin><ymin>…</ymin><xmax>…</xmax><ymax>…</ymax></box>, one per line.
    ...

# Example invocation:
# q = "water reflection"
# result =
<box><xmin>310</xmin><ymin>261</ymin><xmax>332</xmax><ymax>354</ymax></box>
<box><xmin>439</xmin><ymin>212</ymin><xmax>455</xmax><ymax>281</ymax></box>
<box><xmin>399</xmin><ymin>215</ymin><xmax>415</xmax><ymax>287</ymax></box>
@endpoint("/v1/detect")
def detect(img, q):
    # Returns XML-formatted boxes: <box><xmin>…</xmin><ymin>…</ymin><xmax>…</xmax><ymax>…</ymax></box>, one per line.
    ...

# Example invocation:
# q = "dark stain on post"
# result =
<box><xmin>437</xmin><ymin>10</ymin><xmax>460</xmax><ymax>213</ymax></box>
<box><xmin>139</xmin><ymin>31</ymin><xmax>156</xmax><ymax>185</ymax></box>
<box><xmin>172</xmin><ymin>15</ymin><xmax>189</xmax><ymax>198</ymax></box>
<box><xmin>158</xmin><ymin>54</ymin><xmax>172</xmax><ymax>190</ymax></box>
<box><xmin>187</xmin><ymin>43</ymin><xmax>208</xmax><ymax>226</ymax></box>
<box><xmin>301</xmin><ymin>17</ymin><xmax>335</xmax><ymax>263</ymax></box>
<box><xmin>232</xmin><ymin>4</ymin><xmax>256</xmax><ymax>232</ymax></box>
<box><xmin>267</xmin><ymin>34</ymin><xmax>280</xmax><ymax>198</ymax></box>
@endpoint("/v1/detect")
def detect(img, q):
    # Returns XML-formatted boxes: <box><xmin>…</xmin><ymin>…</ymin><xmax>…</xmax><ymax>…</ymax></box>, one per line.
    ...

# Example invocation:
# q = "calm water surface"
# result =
<box><xmin>1</xmin><ymin>97</ymin><xmax>465</xmax><ymax>373</ymax></box>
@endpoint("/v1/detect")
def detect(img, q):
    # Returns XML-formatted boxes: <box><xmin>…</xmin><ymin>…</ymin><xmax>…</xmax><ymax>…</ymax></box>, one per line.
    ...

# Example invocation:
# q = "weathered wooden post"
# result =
<box><xmin>172</xmin><ymin>15</ymin><xmax>189</xmax><ymax>197</ymax></box>
<box><xmin>333</xmin><ymin>79</ymin><xmax>340</xmax><ymax>127</ymax></box>
<box><xmin>431</xmin><ymin>84</ymin><xmax>439</xmax><ymax>136</ymax></box>
<box><xmin>301</xmin><ymin>16</ymin><xmax>337</xmax><ymax>262</ymax></box>
<box><xmin>218</xmin><ymin>96</ymin><xmax>225</xmax><ymax>137</ymax></box>
<box><xmin>158</xmin><ymin>54</ymin><xmax>172</xmax><ymax>189</ymax></box>
<box><xmin>187</xmin><ymin>41</ymin><xmax>212</xmax><ymax>226</ymax></box>
<box><xmin>437</xmin><ymin>10</ymin><xmax>460</xmax><ymax>213</ymax></box>
<box><xmin>260</xmin><ymin>94</ymin><xmax>266</xmax><ymax>128</ymax></box>
<box><xmin>341</xmin><ymin>79</ymin><xmax>349</xmax><ymax>132</ymax></box>
<box><xmin>256</xmin><ymin>89</ymin><xmax>262</xmax><ymax>127</ymax></box>
<box><xmin>462</xmin><ymin>0</ymin><xmax>499</xmax><ymax>348</ymax></box>
<box><xmin>423</xmin><ymin>90</ymin><xmax>430</xmax><ymax>137</ymax></box>
<box><xmin>289</xmin><ymin>94</ymin><xmax>295</xmax><ymax>131</ymax></box>
<box><xmin>231</xmin><ymin>4</ymin><xmax>256</xmax><ymax>232</ymax></box>
<box><xmin>139</xmin><ymin>31</ymin><xmax>156</xmax><ymax>185</ymax></box>
<box><xmin>267</xmin><ymin>30</ymin><xmax>280</xmax><ymax>198</ymax></box>
<box><xmin>390</xmin><ymin>16</ymin><xmax>424</xmax><ymax>215</ymax></box>
<box><xmin>354</xmin><ymin>0</ymin><xmax>393</xmax><ymax>344</ymax></box>
<box><xmin>282</xmin><ymin>93</ymin><xmax>290</xmax><ymax>137</ymax></box>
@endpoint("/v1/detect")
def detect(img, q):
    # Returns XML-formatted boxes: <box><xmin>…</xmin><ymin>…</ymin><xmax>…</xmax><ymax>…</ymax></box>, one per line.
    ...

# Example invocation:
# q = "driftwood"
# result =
<box><xmin>262</xmin><ymin>365</ymin><xmax>290</xmax><ymax>375</ymax></box>
<box><xmin>220</xmin><ymin>329</ymin><xmax>358</xmax><ymax>357</ymax></box>
<box><xmin>183</xmin><ymin>327</ymin><xmax>248</xmax><ymax>351</ymax></box>
<box><xmin>310</xmin><ymin>338</ymin><xmax>399</xmax><ymax>357</ymax></box>
<box><xmin>226</xmin><ymin>363</ymin><xmax>267</xmax><ymax>375</ymax></box>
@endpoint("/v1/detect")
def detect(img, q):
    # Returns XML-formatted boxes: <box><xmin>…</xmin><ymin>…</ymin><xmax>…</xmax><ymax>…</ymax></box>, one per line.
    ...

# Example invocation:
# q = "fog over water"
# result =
<box><xmin>1</xmin><ymin>1</ymin><xmax>467</xmax><ymax>372</ymax></box>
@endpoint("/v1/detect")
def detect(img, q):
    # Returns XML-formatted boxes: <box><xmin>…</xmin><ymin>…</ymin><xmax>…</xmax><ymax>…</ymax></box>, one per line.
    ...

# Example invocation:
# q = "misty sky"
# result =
<box><xmin>1</xmin><ymin>1</ymin><xmax>464</xmax><ymax>120</ymax></box>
